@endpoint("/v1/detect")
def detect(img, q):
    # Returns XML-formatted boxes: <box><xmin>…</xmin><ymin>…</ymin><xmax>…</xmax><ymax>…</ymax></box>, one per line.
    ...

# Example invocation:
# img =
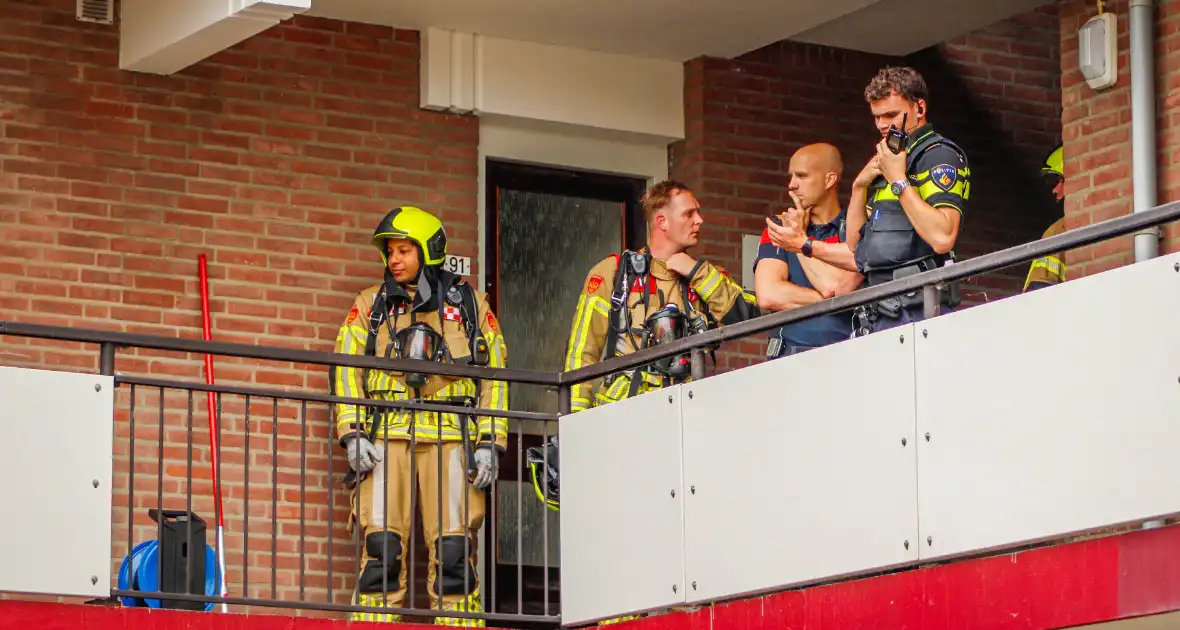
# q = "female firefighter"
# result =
<box><xmin>331</xmin><ymin>206</ymin><xmax>508</xmax><ymax>626</ymax></box>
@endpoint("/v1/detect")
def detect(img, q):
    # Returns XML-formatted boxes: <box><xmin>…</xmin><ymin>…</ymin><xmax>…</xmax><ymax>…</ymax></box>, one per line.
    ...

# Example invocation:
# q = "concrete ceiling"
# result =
<box><xmin>307</xmin><ymin>0</ymin><xmax>1054</xmax><ymax>62</ymax></box>
<box><xmin>794</xmin><ymin>0</ymin><xmax>1055</xmax><ymax>56</ymax></box>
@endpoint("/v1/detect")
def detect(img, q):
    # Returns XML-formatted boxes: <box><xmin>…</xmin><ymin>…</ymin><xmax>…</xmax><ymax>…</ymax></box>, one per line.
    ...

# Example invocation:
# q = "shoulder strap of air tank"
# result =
<box><xmin>455</xmin><ymin>281</ymin><xmax>479</xmax><ymax>339</ymax></box>
<box><xmin>602</xmin><ymin>253</ymin><xmax>627</xmax><ymax>362</ymax></box>
<box><xmin>365</xmin><ymin>287</ymin><xmax>386</xmax><ymax>358</ymax></box>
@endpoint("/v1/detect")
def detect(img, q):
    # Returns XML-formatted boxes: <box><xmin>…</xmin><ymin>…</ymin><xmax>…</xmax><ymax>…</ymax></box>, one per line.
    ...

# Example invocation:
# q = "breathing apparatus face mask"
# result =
<box><xmin>395</xmin><ymin>322</ymin><xmax>444</xmax><ymax>389</ymax></box>
<box><xmin>526</xmin><ymin>437</ymin><xmax>560</xmax><ymax>512</ymax></box>
<box><xmin>644</xmin><ymin>304</ymin><xmax>691</xmax><ymax>381</ymax></box>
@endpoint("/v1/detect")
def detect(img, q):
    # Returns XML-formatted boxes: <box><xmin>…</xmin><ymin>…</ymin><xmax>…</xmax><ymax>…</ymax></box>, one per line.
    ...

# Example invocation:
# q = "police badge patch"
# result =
<box><xmin>930</xmin><ymin>164</ymin><xmax>958</xmax><ymax>192</ymax></box>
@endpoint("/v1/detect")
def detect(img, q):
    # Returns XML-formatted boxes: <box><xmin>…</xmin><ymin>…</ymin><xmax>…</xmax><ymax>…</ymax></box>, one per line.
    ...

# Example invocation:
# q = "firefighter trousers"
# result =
<box><xmin>350</xmin><ymin>438</ymin><xmax>487</xmax><ymax>626</ymax></box>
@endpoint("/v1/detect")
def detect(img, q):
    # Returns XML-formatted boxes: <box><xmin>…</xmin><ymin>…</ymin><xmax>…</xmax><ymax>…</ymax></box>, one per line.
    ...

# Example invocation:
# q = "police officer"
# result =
<box><xmin>777</xmin><ymin>66</ymin><xmax>970</xmax><ymax>334</ymax></box>
<box><xmin>332</xmin><ymin>206</ymin><xmax>508</xmax><ymax>626</ymax></box>
<box><xmin>563</xmin><ymin>179</ymin><xmax>760</xmax><ymax>412</ymax></box>
<box><xmin>757</xmin><ymin>143</ymin><xmax>863</xmax><ymax>358</ymax></box>
<box><xmin>1023</xmin><ymin>145</ymin><xmax>1068</xmax><ymax>292</ymax></box>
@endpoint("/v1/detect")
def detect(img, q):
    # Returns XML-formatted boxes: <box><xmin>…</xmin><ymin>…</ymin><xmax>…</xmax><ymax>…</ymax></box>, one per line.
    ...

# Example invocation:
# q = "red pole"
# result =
<box><xmin>198</xmin><ymin>254</ymin><xmax>228</xmax><ymax>610</ymax></box>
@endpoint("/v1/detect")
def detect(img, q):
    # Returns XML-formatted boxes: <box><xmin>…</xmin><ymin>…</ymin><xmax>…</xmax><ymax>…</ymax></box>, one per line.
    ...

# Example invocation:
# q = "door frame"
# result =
<box><xmin>483</xmin><ymin>158</ymin><xmax>649</xmax><ymax>315</ymax></box>
<box><xmin>481</xmin><ymin>157</ymin><xmax>648</xmax><ymax>617</ymax></box>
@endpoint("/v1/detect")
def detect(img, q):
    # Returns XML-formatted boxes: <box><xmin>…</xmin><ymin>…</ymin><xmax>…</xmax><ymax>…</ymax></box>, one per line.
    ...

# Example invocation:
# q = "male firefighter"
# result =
<box><xmin>331</xmin><ymin>206</ymin><xmax>508</xmax><ymax>626</ymax></box>
<box><xmin>766</xmin><ymin>66</ymin><xmax>969</xmax><ymax>334</ymax></box>
<box><xmin>552</xmin><ymin>179</ymin><xmax>758</xmax><ymax>625</ymax></box>
<box><xmin>564</xmin><ymin>179</ymin><xmax>760</xmax><ymax>412</ymax></box>
<box><xmin>755</xmin><ymin>143</ymin><xmax>863</xmax><ymax>359</ymax></box>
<box><xmin>1023</xmin><ymin>145</ymin><xmax>1068</xmax><ymax>292</ymax></box>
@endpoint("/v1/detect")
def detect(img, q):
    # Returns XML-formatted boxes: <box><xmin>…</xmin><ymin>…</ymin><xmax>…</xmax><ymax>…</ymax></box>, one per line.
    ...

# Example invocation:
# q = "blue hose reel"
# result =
<box><xmin>117</xmin><ymin>510</ymin><xmax>221</xmax><ymax>611</ymax></box>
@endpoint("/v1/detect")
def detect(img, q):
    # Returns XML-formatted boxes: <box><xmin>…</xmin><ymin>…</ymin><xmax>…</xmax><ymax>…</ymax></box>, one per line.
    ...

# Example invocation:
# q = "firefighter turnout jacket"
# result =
<box><xmin>563</xmin><ymin>252</ymin><xmax>759</xmax><ymax>412</ymax></box>
<box><xmin>1023</xmin><ymin>217</ymin><xmax>1068</xmax><ymax>292</ymax></box>
<box><xmin>332</xmin><ymin>277</ymin><xmax>509</xmax><ymax>451</ymax></box>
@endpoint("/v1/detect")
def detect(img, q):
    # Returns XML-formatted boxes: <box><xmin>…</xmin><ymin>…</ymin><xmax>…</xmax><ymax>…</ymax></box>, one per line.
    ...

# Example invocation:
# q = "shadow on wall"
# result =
<box><xmin>902</xmin><ymin>43</ymin><xmax>1063</xmax><ymax>303</ymax></box>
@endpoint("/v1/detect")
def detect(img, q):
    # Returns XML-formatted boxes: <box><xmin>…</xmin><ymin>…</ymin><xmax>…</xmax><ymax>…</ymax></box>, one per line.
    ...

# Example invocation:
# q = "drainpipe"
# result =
<box><xmin>1129</xmin><ymin>0</ymin><xmax>1159</xmax><ymax>263</ymax></box>
<box><xmin>1129</xmin><ymin>0</ymin><xmax>1165</xmax><ymax>531</ymax></box>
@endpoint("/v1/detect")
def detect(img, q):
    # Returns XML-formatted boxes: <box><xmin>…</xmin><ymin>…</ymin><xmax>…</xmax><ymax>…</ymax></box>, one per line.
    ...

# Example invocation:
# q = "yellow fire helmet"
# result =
<box><xmin>371</xmin><ymin>206</ymin><xmax>448</xmax><ymax>267</ymax></box>
<box><xmin>1042</xmin><ymin>145</ymin><xmax>1063</xmax><ymax>179</ymax></box>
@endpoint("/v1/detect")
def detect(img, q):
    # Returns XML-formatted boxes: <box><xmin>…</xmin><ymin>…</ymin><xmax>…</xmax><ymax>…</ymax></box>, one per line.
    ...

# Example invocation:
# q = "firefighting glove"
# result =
<box><xmin>345</xmin><ymin>435</ymin><xmax>382</xmax><ymax>473</ymax></box>
<box><xmin>471</xmin><ymin>445</ymin><xmax>498</xmax><ymax>490</ymax></box>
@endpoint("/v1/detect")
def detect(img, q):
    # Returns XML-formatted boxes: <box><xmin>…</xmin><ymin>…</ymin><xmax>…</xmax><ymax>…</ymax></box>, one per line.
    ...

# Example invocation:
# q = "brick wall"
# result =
<box><xmin>1059</xmin><ymin>0</ymin><xmax>1180</xmax><ymax>277</ymax></box>
<box><xmin>0</xmin><ymin>0</ymin><xmax>477</xmax><ymax>613</ymax></box>
<box><xmin>673</xmin><ymin>6</ymin><xmax>1062</xmax><ymax>372</ymax></box>
<box><xmin>906</xmin><ymin>3</ymin><xmax>1063</xmax><ymax>300</ymax></box>
<box><xmin>673</xmin><ymin>46</ymin><xmax>891</xmax><ymax>371</ymax></box>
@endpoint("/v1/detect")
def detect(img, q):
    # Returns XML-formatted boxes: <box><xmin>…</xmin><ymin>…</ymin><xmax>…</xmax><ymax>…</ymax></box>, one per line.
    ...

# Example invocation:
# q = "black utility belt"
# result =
<box><xmin>865</xmin><ymin>257</ymin><xmax>941</xmax><ymax>287</ymax></box>
<box><xmin>862</xmin><ymin>265</ymin><xmax>960</xmax><ymax>320</ymax></box>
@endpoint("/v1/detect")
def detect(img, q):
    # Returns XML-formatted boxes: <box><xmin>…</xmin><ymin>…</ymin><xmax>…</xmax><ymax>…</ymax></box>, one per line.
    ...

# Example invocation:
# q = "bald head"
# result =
<box><xmin>792</xmin><ymin>143</ymin><xmax>843</xmax><ymax>177</ymax></box>
<box><xmin>787</xmin><ymin>143</ymin><xmax>844</xmax><ymax>218</ymax></box>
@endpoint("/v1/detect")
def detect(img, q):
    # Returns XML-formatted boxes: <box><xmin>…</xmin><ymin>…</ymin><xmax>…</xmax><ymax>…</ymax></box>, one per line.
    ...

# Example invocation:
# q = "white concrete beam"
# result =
<box><xmin>421</xmin><ymin>28</ymin><xmax>684</xmax><ymax>141</ymax></box>
<box><xmin>120</xmin><ymin>0</ymin><xmax>311</xmax><ymax>75</ymax></box>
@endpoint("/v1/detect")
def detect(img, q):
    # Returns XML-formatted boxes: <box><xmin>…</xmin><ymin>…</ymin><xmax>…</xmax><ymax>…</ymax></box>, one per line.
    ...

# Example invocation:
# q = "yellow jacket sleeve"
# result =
<box><xmin>563</xmin><ymin>257</ymin><xmax>617</xmax><ymax>413</ymax></box>
<box><xmin>475</xmin><ymin>295</ymin><xmax>509</xmax><ymax>450</ymax></box>
<box><xmin>688</xmin><ymin>260</ymin><xmax>761</xmax><ymax>326</ymax></box>
<box><xmin>332</xmin><ymin>294</ymin><xmax>370</xmax><ymax>444</ymax></box>
<box><xmin>1023</xmin><ymin>218</ymin><xmax>1068</xmax><ymax>292</ymax></box>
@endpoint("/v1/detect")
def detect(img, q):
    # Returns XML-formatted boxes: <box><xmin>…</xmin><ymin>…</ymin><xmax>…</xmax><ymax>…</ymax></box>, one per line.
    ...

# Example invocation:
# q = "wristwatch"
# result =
<box><xmin>801</xmin><ymin>238</ymin><xmax>814</xmax><ymax>258</ymax></box>
<box><xmin>890</xmin><ymin>179</ymin><xmax>910</xmax><ymax>196</ymax></box>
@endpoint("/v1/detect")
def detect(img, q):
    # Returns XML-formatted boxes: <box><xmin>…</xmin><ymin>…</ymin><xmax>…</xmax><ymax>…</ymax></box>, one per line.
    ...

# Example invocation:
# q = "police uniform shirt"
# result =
<box><xmin>879</xmin><ymin>123</ymin><xmax>969</xmax><ymax>216</ymax></box>
<box><xmin>754</xmin><ymin>209</ymin><xmax>854</xmax><ymax>348</ymax></box>
<box><xmin>857</xmin><ymin>123</ymin><xmax>970</xmax><ymax>279</ymax></box>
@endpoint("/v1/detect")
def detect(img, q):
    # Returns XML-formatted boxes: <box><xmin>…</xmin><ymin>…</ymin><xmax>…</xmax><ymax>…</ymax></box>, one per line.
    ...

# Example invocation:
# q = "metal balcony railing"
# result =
<box><xmin>1</xmin><ymin>199</ymin><xmax>1178</xmax><ymax>626</ymax></box>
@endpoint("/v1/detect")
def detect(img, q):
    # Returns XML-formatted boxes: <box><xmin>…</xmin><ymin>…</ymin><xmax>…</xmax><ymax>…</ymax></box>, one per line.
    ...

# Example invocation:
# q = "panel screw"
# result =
<box><xmin>925</xmin><ymin>432</ymin><xmax>931</xmax><ymax>442</ymax></box>
<box><xmin>922</xmin><ymin>329</ymin><xmax>928</xmax><ymax>338</ymax></box>
<box><xmin>668</xmin><ymin>395</ymin><xmax>673</xmax><ymax>403</ymax></box>
<box><xmin>901</xmin><ymin>438</ymin><xmax>907</xmax><ymax>446</ymax></box>
<box><xmin>692</xmin><ymin>581</ymin><xmax>697</xmax><ymax>590</ymax></box>
<box><xmin>904</xmin><ymin>540</ymin><xmax>910</xmax><ymax>550</ymax></box>
<box><xmin>91</xmin><ymin>575</ymin><xmax>98</xmax><ymax>585</ymax></box>
<box><xmin>92</xmin><ymin>479</ymin><xmax>99</xmax><ymax>488</ymax></box>
<box><xmin>672</xmin><ymin>585</ymin><xmax>678</xmax><ymax>593</ymax></box>
<box><xmin>94</xmin><ymin>384</ymin><xmax>101</xmax><ymax>392</ymax></box>
<box><xmin>927</xmin><ymin>536</ymin><xmax>933</xmax><ymax>546</ymax></box>
<box><xmin>670</xmin><ymin>489</ymin><xmax>676</xmax><ymax>498</ymax></box>
<box><xmin>899</xmin><ymin>335</ymin><xmax>904</xmax><ymax>343</ymax></box>
<box><xmin>688</xmin><ymin>391</ymin><xmax>694</xmax><ymax>399</ymax></box>
<box><xmin>690</xmin><ymin>486</ymin><xmax>696</xmax><ymax>494</ymax></box>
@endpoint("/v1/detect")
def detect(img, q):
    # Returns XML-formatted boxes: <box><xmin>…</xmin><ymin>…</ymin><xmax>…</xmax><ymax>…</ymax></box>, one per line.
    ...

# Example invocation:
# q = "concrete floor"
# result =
<box><xmin>1070</xmin><ymin>612</ymin><xmax>1180</xmax><ymax>629</ymax></box>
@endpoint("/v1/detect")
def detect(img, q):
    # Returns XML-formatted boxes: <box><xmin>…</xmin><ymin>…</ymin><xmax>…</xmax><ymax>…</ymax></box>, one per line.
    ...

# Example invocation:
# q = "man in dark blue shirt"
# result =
<box><xmin>754</xmin><ymin>143</ymin><xmax>863</xmax><ymax>359</ymax></box>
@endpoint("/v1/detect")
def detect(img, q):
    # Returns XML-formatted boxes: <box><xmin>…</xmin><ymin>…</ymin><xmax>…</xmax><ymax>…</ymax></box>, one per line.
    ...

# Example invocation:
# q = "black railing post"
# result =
<box><xmin>689</xmin><ymin>349</ymin><xmax>705</xmax><ymax>381</ymax></box>
<box><xmin>558</xmin><ymin>385</ymin><xmax>571</xmax><ymax>417</ymax></box>
<box><xmin>923</xmin><ymin>285</ymin><xmax>941</xmax><ymax>320</ymax></box>
<box><xmin>99</xmin><ymin>342</ymin><xmax>116</xmax><ymax>376</ymax></box>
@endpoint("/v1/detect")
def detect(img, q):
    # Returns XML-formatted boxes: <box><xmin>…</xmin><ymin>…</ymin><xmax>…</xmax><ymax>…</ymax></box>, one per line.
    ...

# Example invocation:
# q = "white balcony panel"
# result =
<box><xmin>680</xmin><ymin>327</ymin><xmax>921</xmax><ymax>603</ymax></box>
<box><xmin>915</xmin><ymin>252</ymin><xmax>1180</xmax><ymax>560</ymax></box>
<box><xmin>559</xmin><ymin>385</ymin><xmax>688</xmax><ymax>625</ymax></box>
<box><xmin>0</xmin><ymin>366</ymin><xmax>114</xmax><ymax>598</ymax></box>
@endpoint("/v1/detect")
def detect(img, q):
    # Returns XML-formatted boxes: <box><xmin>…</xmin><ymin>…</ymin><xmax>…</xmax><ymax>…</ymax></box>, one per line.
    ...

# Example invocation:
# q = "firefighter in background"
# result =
<box><xmin>1023</xmin><ymin>145</ymin><xmax>1068</xmax><ymax>292</ymax></box>
<box><xmin>553</xmin><ymin>179</ymin><xmax>759</xmax><ymax>625</ymax></box>
<box><xmin>332</xmin><ymin>206</ymin><xmax>508</xmax><ymax>627</ymax></box>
